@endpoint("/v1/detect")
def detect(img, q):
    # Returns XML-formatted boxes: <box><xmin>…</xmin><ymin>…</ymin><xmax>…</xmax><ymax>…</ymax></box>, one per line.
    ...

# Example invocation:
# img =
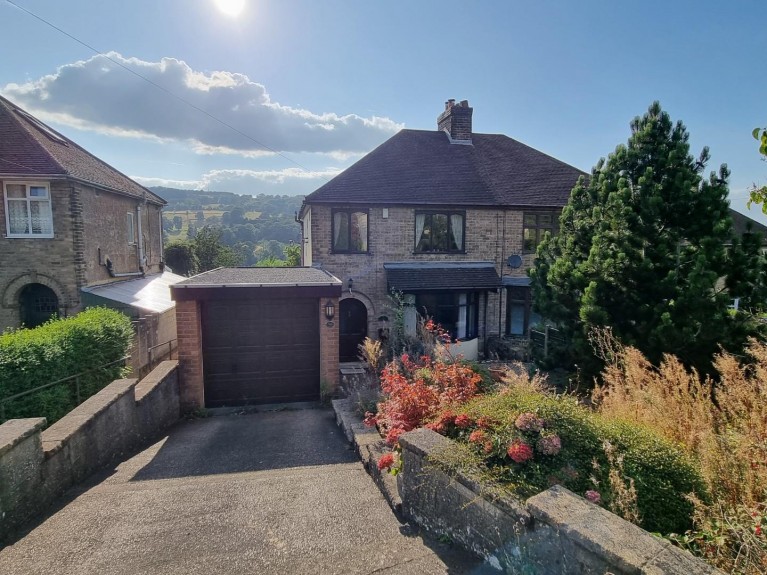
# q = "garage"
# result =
<box><xmin>171</xmin><ymin>267</ymin><xmax>342</xmax><ymax>410</ymax></box>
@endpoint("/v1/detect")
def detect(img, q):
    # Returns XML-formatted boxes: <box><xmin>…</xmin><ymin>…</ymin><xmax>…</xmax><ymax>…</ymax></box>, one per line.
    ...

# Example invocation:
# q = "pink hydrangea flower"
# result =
<box><xmin>536</xmin><ymin>434</ymin><xmax>562</xmax><ymax>456</ymax></box>
<box><xmin>514</xmin><ymin>412</ymin><xmax>545</xmax><ymax>433</ymax></box>
<box><xmin>585</xmin><ymin>490</ymin><xmax>601</xmax><ymax>504</ymax></box>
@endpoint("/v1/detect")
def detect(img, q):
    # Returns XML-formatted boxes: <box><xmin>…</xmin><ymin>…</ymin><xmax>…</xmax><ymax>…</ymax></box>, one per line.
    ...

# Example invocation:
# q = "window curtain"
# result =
<box><xmin>7</xmin><ymin>200</ymin><xmax>29</xmax><ymax>234</ymax></box>
<box><xmin>456</xmin><ymin>293</ymin><xmax>467</xmax><ymax>339</ymax></box>
<box><xmin>333</xmin><ymin>212</ymin><xmax>346</xmax><ymax>249</ymax></box>
<box><xmin>415</xmin><ymin>213</ymin><xmax>426</xmax><ymax>247</ymax></box>
<box><xmin>450</xmin><ymin>214</ymin><xmax>463</xmax><ymax>250</ymax></box>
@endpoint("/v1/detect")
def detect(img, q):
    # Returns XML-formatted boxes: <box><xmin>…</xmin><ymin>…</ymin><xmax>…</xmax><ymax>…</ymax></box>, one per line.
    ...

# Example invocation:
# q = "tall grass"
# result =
<box><xmin>593</xmin><ymin>335</ymin><xmax>767</xmax><ymax>574</ymax></box>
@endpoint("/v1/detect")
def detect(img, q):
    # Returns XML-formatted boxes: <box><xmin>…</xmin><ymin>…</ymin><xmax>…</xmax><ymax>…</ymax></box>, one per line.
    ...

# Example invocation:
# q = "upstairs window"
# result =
<box><xmin>332</xmin><ymin>209</ymin><xmax>368</xmax><ymax>253</ymax></box>
<box><xmin>4</xmin><ymin>183</ymin><xmax>53</xmax><ymax>238</ymax></box>
<box><xmin>415</xmin><ymin>211</ymin><xmax>464</xmax><ymax>253</ymax></box>
<box><xmin>523</xmin><ymin>212</ymin><xmax>557</xmax><ymax>253</ymax></box>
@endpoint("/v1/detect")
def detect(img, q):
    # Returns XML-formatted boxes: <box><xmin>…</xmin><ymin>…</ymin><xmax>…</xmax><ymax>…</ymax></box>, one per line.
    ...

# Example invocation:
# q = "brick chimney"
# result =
<box><xmin>437</xmin><ymin>99</ymin><xmax>473</xmax><ymax>143</ymax></box>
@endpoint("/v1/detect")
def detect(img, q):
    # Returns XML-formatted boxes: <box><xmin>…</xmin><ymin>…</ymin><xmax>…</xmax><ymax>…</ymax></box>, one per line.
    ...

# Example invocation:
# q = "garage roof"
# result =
<box><xmin>173</xmin><ymin>267</ymin><xmax>342</xmax><ymax>288</ymax></box>
<box><xmin>384</xmin><ymin>261</ymin><xmax>501</xmax><ymax>292</ymax></box>
<box><xmin>171</xmin><ymin>267</ymin><xmax>343</xmax><ymax>302</ymax></box>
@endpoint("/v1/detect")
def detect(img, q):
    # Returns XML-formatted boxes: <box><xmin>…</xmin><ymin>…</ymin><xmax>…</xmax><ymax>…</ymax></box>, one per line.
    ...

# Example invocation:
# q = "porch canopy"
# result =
<box><xmin>384</xmin><ymin>261</ymin><xmax>501</xmax><ymax>292</ymax></box>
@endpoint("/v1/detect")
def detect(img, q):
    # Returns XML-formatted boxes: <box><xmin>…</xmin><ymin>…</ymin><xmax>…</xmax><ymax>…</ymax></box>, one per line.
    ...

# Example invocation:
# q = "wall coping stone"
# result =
<box><xmin>0</xmin><ymin>418</ymin><xmax>46</xmax><ymax>457</ymax></box>
<box><xmin>41</xmin><ymin>378</ymin><xmax>137</xmax><ymax>456</ymax></box>
<box><xmin>135</xmin><ymin>360</ymin><xmax>178</xmax><ymax>403</ymax></box>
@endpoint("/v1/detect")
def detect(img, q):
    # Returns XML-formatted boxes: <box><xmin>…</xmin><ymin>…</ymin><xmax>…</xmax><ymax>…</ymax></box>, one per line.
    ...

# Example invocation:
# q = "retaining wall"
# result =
<box><xmin>398</xmin><ymin>428</ymin><xmax>722</xmax><ymax>575</ymax></box>
<box><xmin>0</xmin><ymin>360</ymin><xmax>180</xmax><ymax>542</ymax></box>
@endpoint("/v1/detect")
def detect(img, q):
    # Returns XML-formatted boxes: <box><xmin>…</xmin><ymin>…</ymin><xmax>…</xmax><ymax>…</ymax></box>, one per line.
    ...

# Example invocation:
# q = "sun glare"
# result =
<box><xmin>214</xmin><ymin>0</ymin><xmax>246</xmax><ymax>17</ymax></box>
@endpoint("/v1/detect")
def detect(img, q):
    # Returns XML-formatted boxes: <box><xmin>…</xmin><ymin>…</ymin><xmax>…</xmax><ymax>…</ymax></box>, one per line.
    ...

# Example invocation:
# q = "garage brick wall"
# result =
<box><xmin>175</xmin><ymin>299</ymin><xmax>204</xmax><ymax>410</ymax></box>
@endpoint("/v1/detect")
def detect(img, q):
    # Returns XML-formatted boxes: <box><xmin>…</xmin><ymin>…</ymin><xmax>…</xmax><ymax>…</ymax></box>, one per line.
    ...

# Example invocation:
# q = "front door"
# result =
<box><xmin>339</xmin><ymin>299</ymin><xmax>367</xmax><ymax>362</ymax></box>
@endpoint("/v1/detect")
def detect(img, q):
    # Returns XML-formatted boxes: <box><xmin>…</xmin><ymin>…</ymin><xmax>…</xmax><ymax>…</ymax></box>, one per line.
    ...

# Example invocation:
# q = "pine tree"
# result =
<box><xmin>531</xmin><ymin>102</ymin><xmax>763</xmax><ymax>376</ymax></box>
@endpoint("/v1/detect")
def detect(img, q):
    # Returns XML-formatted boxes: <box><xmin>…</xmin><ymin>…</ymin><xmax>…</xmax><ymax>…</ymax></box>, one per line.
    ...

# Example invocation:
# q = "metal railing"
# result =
<box><xmin>0</xmin><ymin>355</ymin><xmax>130</xmax><ymax>423</ymax></box>
<box><xmin>145</xmin><ymin>339</ymin><xmax>177</xmax><ymax>376</ymax></box>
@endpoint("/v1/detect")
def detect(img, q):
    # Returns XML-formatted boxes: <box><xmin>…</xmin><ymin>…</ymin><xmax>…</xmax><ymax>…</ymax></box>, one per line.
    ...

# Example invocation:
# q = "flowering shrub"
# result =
<box><xmin>366</xmin><ymin>351</ymin><xmax>482</xmax><ymax>447</ymax></box>
<box><xmin>427</xmin><ymin>368</ymin><xmax>706</xmax><ymax>536</ymax></box>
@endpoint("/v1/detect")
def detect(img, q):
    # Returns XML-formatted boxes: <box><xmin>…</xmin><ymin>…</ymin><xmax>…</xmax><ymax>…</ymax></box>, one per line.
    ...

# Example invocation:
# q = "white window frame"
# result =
<box><xmin>3</xmin><ymin>181</ymin><xmax>54</xmax><ymax>239</ymax></box>
<box><xmin>127</xmin><ymin>212</ymin><xmax>136</xmax><ymax>245</ymax></box>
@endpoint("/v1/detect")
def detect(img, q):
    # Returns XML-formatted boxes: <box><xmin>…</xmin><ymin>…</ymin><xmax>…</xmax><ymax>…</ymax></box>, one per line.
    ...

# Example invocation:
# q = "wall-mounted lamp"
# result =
<box><xmin>348</xmin><ymin>277</ymin><xmax>354</xmax><ymax>293</ymax></box>
<box><xmin>324</xmin><ymin>300</ymin><xmax>335</xmax><ymax>321</ymax></box>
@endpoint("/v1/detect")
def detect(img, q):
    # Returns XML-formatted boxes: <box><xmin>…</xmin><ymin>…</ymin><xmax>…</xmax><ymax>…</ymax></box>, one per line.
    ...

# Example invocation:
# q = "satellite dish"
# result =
<box><xmin>507</xmin><ymin>254</ymin><xmax>523</xmax><ymax>269</ymax></box>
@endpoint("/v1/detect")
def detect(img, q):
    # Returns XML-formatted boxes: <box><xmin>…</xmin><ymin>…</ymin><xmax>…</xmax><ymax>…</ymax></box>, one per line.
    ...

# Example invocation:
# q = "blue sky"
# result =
<box><xmin>1</xmin><ymin>0</ymin><xmax>765</xmax><ymax>220</ymax></box>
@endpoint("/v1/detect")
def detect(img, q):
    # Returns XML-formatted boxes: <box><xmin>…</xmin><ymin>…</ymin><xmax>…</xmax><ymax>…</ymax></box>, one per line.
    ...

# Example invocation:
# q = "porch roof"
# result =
<box><xmin>384</xmin><ymin>261</ymin><xmax>501</xmax><ymax>292</ymax></box>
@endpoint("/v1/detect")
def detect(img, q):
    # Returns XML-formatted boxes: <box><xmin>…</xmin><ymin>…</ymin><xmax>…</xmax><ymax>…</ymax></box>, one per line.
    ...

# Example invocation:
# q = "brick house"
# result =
<box><xmin>299</xmin><ymin>99</ymin><xmax>586</xmax><ymax>360</ymax></box>
<box><xmin>0</xmin><ymin>95</ymin><xmax>178</xmax><ymax>372</ymax></box>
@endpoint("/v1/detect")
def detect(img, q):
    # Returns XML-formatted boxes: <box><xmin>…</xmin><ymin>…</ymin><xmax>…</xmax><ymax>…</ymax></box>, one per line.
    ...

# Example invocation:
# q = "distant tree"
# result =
<box><xmin>172</xmin><ymin>215</ymin><xmax>183</xmax><ymax>230</ymax></box>
<box><xmin>531</xmin><ymin>102</ymin><xmax>761</xmax><ymax>378</ymax></box>
<box><xmin>196</xmin><ymin>211</ymin><xmax>205</xmax><ymax>222</ymax></box>
<box><xmin>284</xmin><ymin>243</ymin><xmax>301</xmax><ymax>266</ymax></box>
<box><xmin>187</xmin><ymin>223</ymin><xmax>197</xmax><ymax>239</ymax></box>
<box><xmin>164</xmin><ymin>241</ymin><xmax>198</xmax><ymax>276</ymax></box>
<box><xmin>162</xmin><ymin>216</ymin><xmax>174</xmax><ymax>231</ymax></box>
<box><xmin>192</xmin><ymin>226</ymin><xmax>243</xmax><ymax>272</ymax></box>
<box><xmin>747</xmin><ymin>127</ymin><xmax>767</xmax><ymax>213</ymax></box>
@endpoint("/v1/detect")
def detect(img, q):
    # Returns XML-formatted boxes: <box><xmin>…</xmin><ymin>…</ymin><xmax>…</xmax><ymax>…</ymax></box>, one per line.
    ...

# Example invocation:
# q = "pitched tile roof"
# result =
<box><xmin>384</xmin><ymin>261</ymin><xmax>501</xmax><ymax>292</ymax></box>
<box><xmin>0</xmin><ymin>95</ymin><xmax>164</xmax><ymax>205</ymax></box>
<box><xmin>729</xmin><ymin>209</ymin><xmax>767</xmax><ymax>241</ymax></box>
<box><xmin>305</xmin><ymin>129</ymin><xmax>586</xmax><ymax>208</ymax></box>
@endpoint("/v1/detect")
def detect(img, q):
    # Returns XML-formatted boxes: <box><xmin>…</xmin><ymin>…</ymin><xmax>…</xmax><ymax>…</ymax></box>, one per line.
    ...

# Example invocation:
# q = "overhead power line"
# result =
<box><xmin>3</xmin><ymin>0</ymin><xmax>327</xmax><ymax>180</ymax></box>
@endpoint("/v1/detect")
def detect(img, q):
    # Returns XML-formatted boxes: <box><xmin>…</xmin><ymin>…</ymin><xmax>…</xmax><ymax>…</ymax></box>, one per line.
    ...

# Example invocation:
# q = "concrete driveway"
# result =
<box><xmin>0</xmin><ymin>408</ymin><xmax>485</xmax><ymax>574</ymax></box>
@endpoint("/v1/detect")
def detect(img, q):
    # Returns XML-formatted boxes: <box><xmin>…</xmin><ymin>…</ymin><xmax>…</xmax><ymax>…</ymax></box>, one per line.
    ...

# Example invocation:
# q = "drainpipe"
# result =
<box><xmin>158</xmin><ymin>209</ymin><xmax>164</xmax><ymax>266</ymax></box>
<box><xmin>137</xmin><ymin>204</ymin><xmax>146</xmax><ymax>271</ymax></box>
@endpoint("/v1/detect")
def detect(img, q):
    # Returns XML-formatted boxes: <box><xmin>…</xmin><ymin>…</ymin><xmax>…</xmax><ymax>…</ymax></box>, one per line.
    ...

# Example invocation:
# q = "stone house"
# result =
<box><xmin>0</xmin><ymin>95</ymin><xmax>178</xmax><ymax>373</ymax></box>
<box><xmin>299</xmin><ymin>99</ymin><xmax>586</xmax><ymax>360</ymax></box>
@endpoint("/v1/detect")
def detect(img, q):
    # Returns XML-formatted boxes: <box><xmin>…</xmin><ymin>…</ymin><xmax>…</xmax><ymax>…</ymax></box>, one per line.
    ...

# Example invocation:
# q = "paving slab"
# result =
<box><xmin>0</xmin><ymin>407</ymin><xmax>488</xmax><ymax>574</ymax></box>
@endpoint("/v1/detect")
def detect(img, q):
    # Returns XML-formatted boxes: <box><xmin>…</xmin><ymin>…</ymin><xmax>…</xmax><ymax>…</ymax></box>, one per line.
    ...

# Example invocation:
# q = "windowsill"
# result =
<box><xmin>331</xmin><ymin>250</ymin><xmax>370</xmax><ymax>255</ymax></box>
<box><xmin>4</xmin><ymin>233</ymin><xmax>55</xmax><ymax>239</ymax></box>
<box><xmin>412</xmin><ymin>250</ymin><xmax>466</xmax><ymax>255</ymax></box>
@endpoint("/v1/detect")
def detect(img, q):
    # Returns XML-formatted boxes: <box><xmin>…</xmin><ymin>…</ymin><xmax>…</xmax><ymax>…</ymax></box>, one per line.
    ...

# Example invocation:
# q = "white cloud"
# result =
<box><xmin>2</xmin><ymin>53</ymin><xmax>402</xmax><ymax>156</ymax></box>
<box><xmin>132</xmin><ymin>167</ymin><xmax>341</xmax><ymax>196</ymax></box>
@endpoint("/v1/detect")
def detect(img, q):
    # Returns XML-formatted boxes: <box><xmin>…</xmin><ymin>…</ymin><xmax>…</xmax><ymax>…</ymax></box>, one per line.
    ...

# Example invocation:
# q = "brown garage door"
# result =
<box><xmin>201</xmin><ymin>298</ymin><xmax>320</xmax><ymax>407</ymax></box>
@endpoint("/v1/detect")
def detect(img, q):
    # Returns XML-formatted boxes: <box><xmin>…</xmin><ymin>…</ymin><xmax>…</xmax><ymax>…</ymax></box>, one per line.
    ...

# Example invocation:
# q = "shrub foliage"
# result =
<box><xmin>0</xmin><ymin>308</ymin><xmax>133</xmax><ymax>424</ymax></box>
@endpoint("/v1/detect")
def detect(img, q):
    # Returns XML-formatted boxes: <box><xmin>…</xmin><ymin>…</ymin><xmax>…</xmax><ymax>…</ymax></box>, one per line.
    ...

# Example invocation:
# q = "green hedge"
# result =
<box><xmin>440</xmin><ymin>386</ymin><xmax>708</xmax><ymax>535</ymax></box>
<box><xmin>0</xmin><ymin>308</ymin><xmax>134</xmax><ymax>425</ymax></box>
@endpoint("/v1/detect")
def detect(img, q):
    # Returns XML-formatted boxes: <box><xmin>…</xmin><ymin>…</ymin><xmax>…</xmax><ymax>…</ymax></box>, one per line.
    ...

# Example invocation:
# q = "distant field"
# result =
<box><xmin>164</xmin><ymin>208</ymin><xmax>262</xmax><ymax>238</ymax></box>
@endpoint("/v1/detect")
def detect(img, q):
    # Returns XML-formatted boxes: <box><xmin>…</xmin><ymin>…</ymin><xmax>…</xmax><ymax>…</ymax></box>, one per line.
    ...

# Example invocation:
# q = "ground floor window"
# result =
<box><xmin>414</xmin><ymin>291</ymin><xmax>478</xmax><ymax>340</ymax></box>
<box><xmin>506</xmin><ymin>286</ymin><xmax>539</xmax><ymax>336</ymax></box>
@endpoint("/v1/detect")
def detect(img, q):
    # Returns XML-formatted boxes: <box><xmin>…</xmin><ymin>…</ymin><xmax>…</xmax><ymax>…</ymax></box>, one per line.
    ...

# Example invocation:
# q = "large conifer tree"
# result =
<box><xmin>531</xmin><ymin>102</ymin><xmax>762</xmax><ymax>375</ymax></box>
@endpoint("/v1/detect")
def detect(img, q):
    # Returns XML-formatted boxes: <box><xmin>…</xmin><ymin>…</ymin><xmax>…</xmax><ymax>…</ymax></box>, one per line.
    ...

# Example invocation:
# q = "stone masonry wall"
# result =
<box><xmin>398</xmin><ymin>429</ymin><xmax>722</xmax><ymax>575</ymax></box>
<box><xmin>0</xmin><ymin>361</ymin><xmax>180</xmax><ymax>543</ymax></box>
<box><xmin>309</xmin><ymin>204</ymin><xmax>532</xmax><ymax>349</ymax></box>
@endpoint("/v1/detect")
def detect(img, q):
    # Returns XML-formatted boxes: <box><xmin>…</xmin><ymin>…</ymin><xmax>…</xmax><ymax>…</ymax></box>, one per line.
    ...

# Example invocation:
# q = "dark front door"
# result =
<box><xmin>19</xmin><ymin>283</ymin><xmax>58</xmax><ymax>328</ymax></box>
<box><xmin>201</xmin><ymin>298</ymin><xmax>320</xmax><ymax>407</ymax></box>
<box><xmin>339</xmin><ymin>298</ymin><xmax>367</xmax><ymax>362</ymax></box>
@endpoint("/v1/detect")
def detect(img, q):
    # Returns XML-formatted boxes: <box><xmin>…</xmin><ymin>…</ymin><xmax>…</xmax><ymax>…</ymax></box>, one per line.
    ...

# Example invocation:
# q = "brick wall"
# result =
<box><xmin>319</xmin><ymin>297</ymin><xmax>340</xmax><ymax>391</ymax></box>
<box><xmin>174</xmin><ymin>299</ymin><xmax>204</xmax><ymax>410</ymax></box>
<box><xmin>308</xmin><ymin>204</ymin><xmax>533</xmax><ymax>348</ymax></box>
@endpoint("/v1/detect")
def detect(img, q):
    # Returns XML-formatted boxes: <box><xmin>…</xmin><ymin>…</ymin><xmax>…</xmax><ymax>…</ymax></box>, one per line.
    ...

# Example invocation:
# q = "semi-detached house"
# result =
<box><xmin>299</xmin><ymin>99</ymin><xmax>586</xmax><ymax>361</ymax></box>
<box><xmin>0</xmin><ymin>95</ymin><xmax>181</xmax><ymax>373</ymax></box>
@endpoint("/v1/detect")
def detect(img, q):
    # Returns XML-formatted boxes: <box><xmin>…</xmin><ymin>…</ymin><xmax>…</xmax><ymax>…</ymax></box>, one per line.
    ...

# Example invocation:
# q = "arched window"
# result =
<box><xmin>19</xmin><ymin>283</ymin><xmax>59</xmax><ymax>328</ymax></box>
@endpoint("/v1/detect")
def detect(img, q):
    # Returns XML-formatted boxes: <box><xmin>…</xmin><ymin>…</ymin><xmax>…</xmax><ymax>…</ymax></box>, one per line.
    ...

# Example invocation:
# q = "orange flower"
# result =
<box><xmin>377</xmin><ymin>453</ymin><xmax>395</xmax><ymax>471</ymax></box>
<box><xmin>507</xmin><ymin>439</ymin><xmax>534</xmax><ymax>463</ymax></box>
